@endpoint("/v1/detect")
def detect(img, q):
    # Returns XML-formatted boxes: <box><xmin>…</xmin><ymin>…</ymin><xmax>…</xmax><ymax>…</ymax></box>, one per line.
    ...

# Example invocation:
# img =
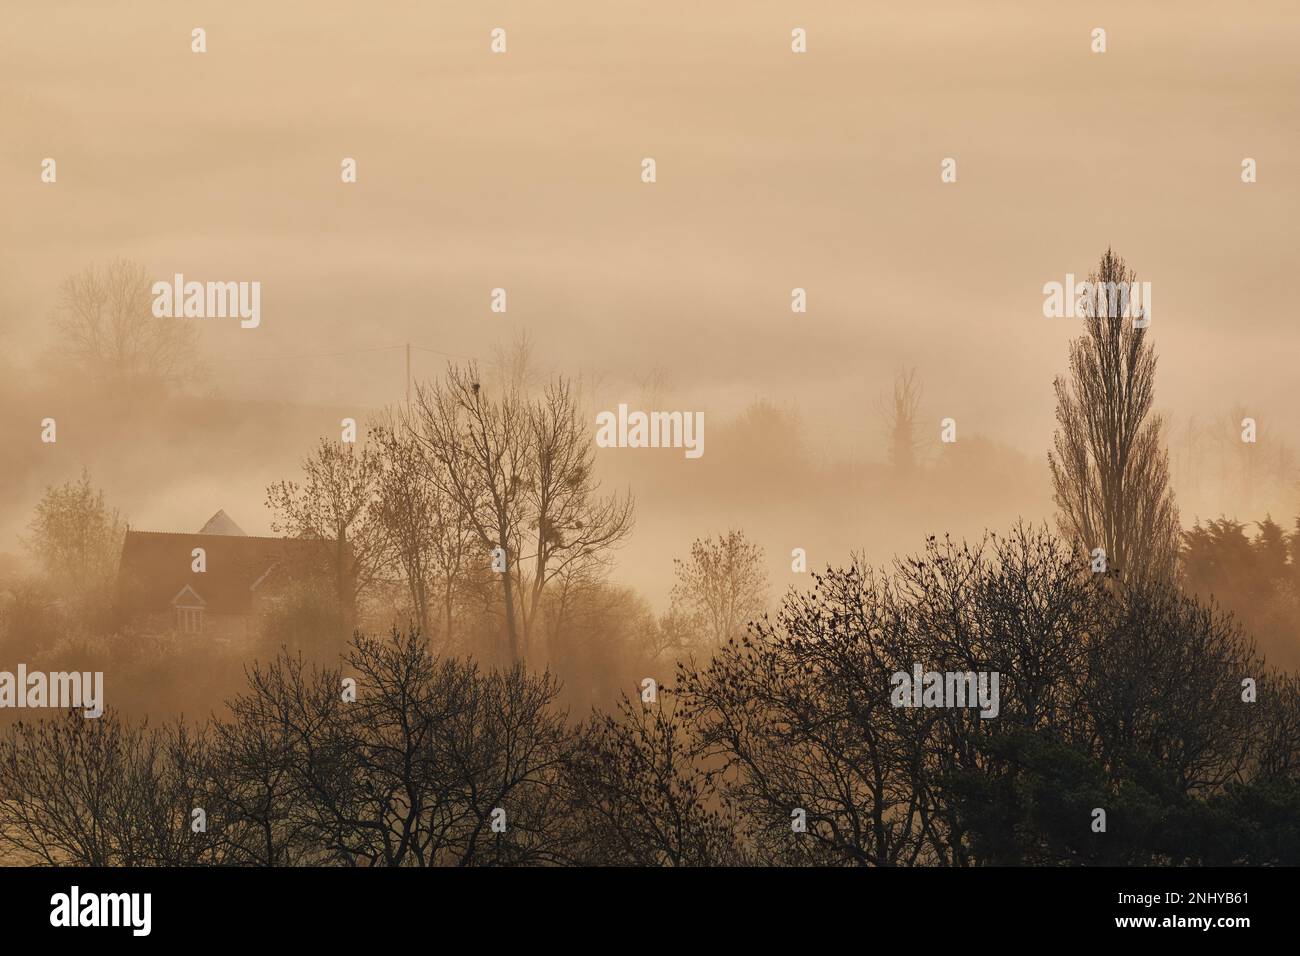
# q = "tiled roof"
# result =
<box><xmin>117</xmin><ymin>530</ymin><xmax>336</xmax><ymax>616</ymax></box>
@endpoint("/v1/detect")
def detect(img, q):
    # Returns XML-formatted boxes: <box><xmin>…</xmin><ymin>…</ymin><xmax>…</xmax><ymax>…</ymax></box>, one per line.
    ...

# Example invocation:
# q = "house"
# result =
<box><xmin>116</xmin><ymin>510</ymin><xmax>338</xmax><ymax>641</ymax></box>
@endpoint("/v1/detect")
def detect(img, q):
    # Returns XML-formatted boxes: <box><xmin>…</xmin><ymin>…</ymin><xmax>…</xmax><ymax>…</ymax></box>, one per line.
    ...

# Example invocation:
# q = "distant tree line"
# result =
<box><xmin>1</xmin><ymin>525</ymin><xmax>1294</xmax><ymax>866</ymax></box>
<box><xmin>1182</xmin><ymin>514</ymin><xmax>1300</xmax><ymax>673</ymax></box>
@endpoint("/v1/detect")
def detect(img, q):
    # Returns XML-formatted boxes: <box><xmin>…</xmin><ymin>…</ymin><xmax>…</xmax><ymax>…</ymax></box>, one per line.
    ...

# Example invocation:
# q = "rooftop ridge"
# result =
<box><xmin>123</xmin><ymin>529</ymin><xmax>332</xmax><ymax>543</ymax></box>
<box><xmin>198</xmin><ymin>509</ymin><xmax>247</xmax><ymax>536</ymax></box>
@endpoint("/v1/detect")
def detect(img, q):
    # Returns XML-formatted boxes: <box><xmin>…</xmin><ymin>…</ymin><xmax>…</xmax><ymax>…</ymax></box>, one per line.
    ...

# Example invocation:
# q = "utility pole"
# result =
<box><xmin>406</xmin><ymin>342</ymin><xmax>411</xmax><ymax>408</ymax></box>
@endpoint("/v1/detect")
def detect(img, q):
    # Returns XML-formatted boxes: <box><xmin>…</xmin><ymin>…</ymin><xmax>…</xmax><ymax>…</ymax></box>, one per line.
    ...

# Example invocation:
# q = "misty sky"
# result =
<box><xmin>2</xmin><ymin>1</ymin><xmax>1298</xmax><ymax>601</ymax></box>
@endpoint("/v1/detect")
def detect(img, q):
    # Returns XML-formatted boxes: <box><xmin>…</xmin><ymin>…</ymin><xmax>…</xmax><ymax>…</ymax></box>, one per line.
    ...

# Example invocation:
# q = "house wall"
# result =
<box><xmin>131</xmin><ymin>609</ymin><xmax>252</xmax><ymax>643</ymax></box>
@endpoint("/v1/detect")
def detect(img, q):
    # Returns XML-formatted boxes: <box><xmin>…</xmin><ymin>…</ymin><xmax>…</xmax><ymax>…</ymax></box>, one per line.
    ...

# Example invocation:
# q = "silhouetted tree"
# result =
<box><xmin>564</xmin><ymin>692</ymin><xmax>745</xmax><ymax>865</ymax></box>
<box><xmin>411</xmin><ymin>364</ymin><xmax>633</xmax><ymax>663</ymax></box>
<box><xmin>0</xmin><ymin>711</ymin><xmax>214</xmax><ymax>866</ymax></box>
<box><xmin>3</xmin><ymin>530</ymin><xmax>1297</xmax><ymax>867</ymax></box>
<box><xmin>224</xmin><ymin>631</ymin><xmax>574</xmax><ymax>865</ymax></box>
<box><xmin>412</xmin><ymin>365</ymin><xmax>531</xmax><ymax>660</ymax></box>
<box><xmin>1049</xmin><ymin>248</ymin><xmax>1180</xmax><ymax>582</ymax></box>
<box><xmin>680</xmin><ymin>524</ymin><xmax>1297</xmax><ymax>866</ymax></box>
<box><xmin>370</xmin><ymin>414</ymin><xmax>476</xmax><ymax>643</ymax></box>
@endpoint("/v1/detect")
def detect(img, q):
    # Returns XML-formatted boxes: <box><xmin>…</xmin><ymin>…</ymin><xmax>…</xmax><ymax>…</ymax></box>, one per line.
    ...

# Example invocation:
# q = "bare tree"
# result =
<box><xmin>669</xmin><ymin>530</ymin><xmax>769</xmax><ymax>647</ymax></box>
<box><xmin>0</xmin><ymin>711</ymin><xmax>215</xmax><ymax>866</ymax></box>
<box><xmin>412</xmin><ymin>364</ymin><xmax>531</xmax><ymax>661</ymax></box>
<box><xmin>52</xmin><ymin>259</ymin><xmax>203</xmax><ymax>390</ymax></box>
<box><xmin>266</xmin><ymin>438</ymin><xmax>388</xmax><ymax>635</ymax></box>
<box><xmin>428</xmin><ymin>482</ymin><xmax>479</xmax><ymax>650</ymax></box>
<box><xmin>519</xmin><ymin>378</ymin><xmax>634</xmax><ymax>659</ymax></box>
<box><xmin>372</xmin><ymin>412</ymin><xmax>476</xmax><ymax>644</ymax></box>
<box><xmin>564</xmin><ymin>692</ymin><xmax>745</xmax><ymax>865</ymax></box>
<box><xmin>206</xmin><ymin>676</ymin><xmax>317</xmax><ymax>865</ymax></box>
<box><xmin>678</xmin><ymin>554</ymin><xmax>933</xmax><ymax>866</ymax></box>
<box><xmin>371</xmin><ymin>416</ymin><xmax>439</xmax><ymax>638</ymax></box>
<box><xmin>1048</xmin><ymin>248</ymin><xmax>1180</xmax><ymax>582</ymax></box>
<box><xmin>877</xmin><ymin>367</ymin><xmax>924</xmax><ymax>476</ymax></box>
<box><xmin>411</xmin><ymin>364</ymin><xmax>633</xmax><ymax>663</ymax></box>
<box><xmin>225</xmin><ymin>632</ymin><xmax>574</xmax><ymax>866</ymax></box>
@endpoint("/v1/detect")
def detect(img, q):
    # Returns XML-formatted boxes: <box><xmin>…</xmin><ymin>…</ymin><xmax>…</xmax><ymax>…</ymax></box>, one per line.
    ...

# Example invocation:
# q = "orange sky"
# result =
<box><xmin>3</xmin><ymin>1</ymin><xmax>1298</xmax><ymax>600</ymax></box>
